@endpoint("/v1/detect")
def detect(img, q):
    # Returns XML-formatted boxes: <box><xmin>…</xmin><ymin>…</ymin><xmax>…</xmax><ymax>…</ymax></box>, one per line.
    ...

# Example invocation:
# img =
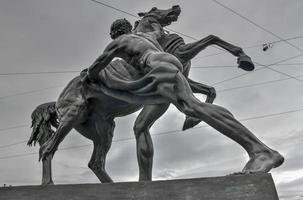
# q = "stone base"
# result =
<box><xmin>0</xmin><ymin>173</ymin><xmax>279</xmax><ymax>200</ymax></box>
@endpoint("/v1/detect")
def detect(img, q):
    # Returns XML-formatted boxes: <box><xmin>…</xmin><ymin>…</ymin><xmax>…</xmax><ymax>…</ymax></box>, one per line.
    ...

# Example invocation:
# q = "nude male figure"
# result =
<box><xmin>84</xmin><ymin>21</ymin><xmax>284</xmax><ymax>174</ymax></box>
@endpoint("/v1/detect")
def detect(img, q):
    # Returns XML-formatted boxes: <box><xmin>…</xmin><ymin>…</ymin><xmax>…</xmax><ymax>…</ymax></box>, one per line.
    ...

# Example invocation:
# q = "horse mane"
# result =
<box><xmin>28</xmin><ymin>102</ymin><xmax>58</xmax><ymax>146</ymax></box>
<box><xmin>133</xmin><ymin>18</ymin><xmax>185</xmax><ymax>55</ymax></box>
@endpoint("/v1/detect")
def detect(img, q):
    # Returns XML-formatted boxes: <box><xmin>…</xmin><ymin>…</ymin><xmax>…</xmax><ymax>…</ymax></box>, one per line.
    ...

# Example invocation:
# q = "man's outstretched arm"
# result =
<box><xmin>86</xmin><ymin>41</ymin><xmax>118</xmax><ymax>82</ymax></box>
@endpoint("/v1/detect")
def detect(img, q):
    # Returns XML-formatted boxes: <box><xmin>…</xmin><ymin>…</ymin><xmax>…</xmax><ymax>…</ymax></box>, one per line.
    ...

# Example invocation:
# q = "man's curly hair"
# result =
<box><xmin>110</xmin><ymin>18</ymin><xmax>132</xmax><ymax>39</ymax></box>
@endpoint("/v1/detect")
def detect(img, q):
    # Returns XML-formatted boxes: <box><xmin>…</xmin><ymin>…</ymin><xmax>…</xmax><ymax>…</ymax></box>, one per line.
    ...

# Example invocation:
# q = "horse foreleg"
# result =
<box><xmin>183</xmin><ymin>78</ymin><xmax>217</xmax><ymax>131</ymax></box>
<box><xmin>208</xmin><ymin>35</ymin><xmax>255</xmax><ymax>71</ymax></box>
<box><xmin>89</xmin><ymin>142</ymin><xmax>113</xmax><ymax>183</ymax></box>
<box><xmin>188</xmin><ymin>78</ymin><xmax>216</xmax><ymax>103</ymax></box>
<box><xmin>174</xmin><ymin>35</ymin><xmax>254</xmax><ymax>71</ymax></box>
<box><xmin>133</xmin><ymin>104</ymin><xmax>170</xmax><ymax>181</ymax></box>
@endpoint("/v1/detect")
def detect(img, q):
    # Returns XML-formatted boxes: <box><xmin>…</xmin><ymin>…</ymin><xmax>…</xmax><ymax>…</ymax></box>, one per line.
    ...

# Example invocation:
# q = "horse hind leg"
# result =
<box><xmin>39</xmin><ymin>135</ymin><xmax>54</xmax><ymax>185</ymax></box>
<box><xmin>88</xmin><ymin>141</ymin><xmax>113</xmax><ymax>183</ymax></box>
<box><xmin>76</xmin><ymin>115</ymin><xmax>115</xmax><ymax>183</ymax></box>
<box><xmin>41</xmin><ymin>155</ymin><xmax>53</xmax><ymax>185</ymax></box>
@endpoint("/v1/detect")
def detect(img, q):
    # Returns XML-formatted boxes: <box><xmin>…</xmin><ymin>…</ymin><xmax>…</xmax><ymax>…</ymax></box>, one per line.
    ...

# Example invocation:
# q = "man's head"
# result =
<box><xmin>110</xmin><ymin>18</ymin><xmax>132</xmax><ymax>39</ymax></box>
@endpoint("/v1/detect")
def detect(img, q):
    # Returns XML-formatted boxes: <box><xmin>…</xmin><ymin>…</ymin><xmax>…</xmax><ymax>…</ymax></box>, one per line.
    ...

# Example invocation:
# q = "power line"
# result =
<box><xmin>211</xmin><ymin>53</ymin><xmax>303</xmax><ymax>86</ymax></box>
<box><xmin>247</xmin><ymin>35</ymin><xmax>303</xmax><ymax>50</ymax></box>
<box><xmin>218</xmin><ymin>74</ymin><xmax>303</xmax><ymax>93</ymax></box>
<box><xmin>0</xmin><ymin>1</ymin><xmax>299</xmax><ymax>99</ymax></box>
<box><xmin>91</xmin><ymin>0</ymin><xmax>303</xmax><ymax>86</ymax></box>
<box><xmin>1</xmin><ymin>1</ymin><xmax>302</xmax><ymax>149</ymax></box>
<box><xmin>90</xmin><ymin>0</ymin><xmax>137</xmax><ymax>18</ymax></box>
<box><xmin>0</xmin><ymin>124</ymin><xmax>29</xmax><ymax>132</ymax></box>
<box><xmin>0</xmin><ymin>61</ymin><xmax>301</xmax><ymax>77</ymax></box>
<box><xmin>1</xmin><ymin>52</ymin><xmax>301</xmax><ymax>101</ymax></box>
<box><xmin>211</xmin><ymin>0</ymin><xmax>303</xmax><ymax>53</ymax></box>
<box><xmin>2</xmin><ymin>72</ymin><xmax>302</xmax><ymax>140</ymax></box>
<box><xmin>2</xmin><ymin>72</ymin><xmax>302</xmax><ymax>138</ymax></box>
<box><xmin>192</xmin><ymin>62</ymin><xmax>303</xmax><ymax>69</ymax></box>
<box><xmin>193</xmin><ymin>35</ymin><xmax>303</xmax><ymax>60</ymax></box>
<box><xmin>1</xmin><ymin>1</ymin><xmax>299</xmax><ymax>92</ymax></box>
<box><xmin>89</xmin><ymin>0</ymin><xmax>222</xmax><ymax>50</ymax></box>
<box><xmin>210</xmin><ymin>0</ymin><xmax>303</xmax><ymax>86</ymax></box>
<box><xmin>0</xmin><ymin>85</ymin><xmax>61</xmax><ymax>100</ymax></box>
<box><xmin>0</xmin><ymin>140</ymin><xmax>28</xmax><ymax>149</ymax></box>
<box><xmin>1</xmin><ymin>106</ymin><xmax>303</xmax><ymax>159</ymax></box>
<box><xmin>255</xmin><ymin>61</ymin><xmax>303</xmax><ymax>84</ymax></box>
<box><xmin>0</xmin><ymin>71</ymin><xmax>79</xmax><ymax>76</ymax></box>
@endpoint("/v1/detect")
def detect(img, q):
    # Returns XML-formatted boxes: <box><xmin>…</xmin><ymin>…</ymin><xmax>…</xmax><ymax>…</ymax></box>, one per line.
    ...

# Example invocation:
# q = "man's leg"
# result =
<box><xmin>158</xmin><ymin>70</ymin><xmax>284</xmax><ymax>173</ymax></box>
<box><xmin>133</xmin><ymin>104</ymin><xmax>170</xmax><ymax>181</ymax></box>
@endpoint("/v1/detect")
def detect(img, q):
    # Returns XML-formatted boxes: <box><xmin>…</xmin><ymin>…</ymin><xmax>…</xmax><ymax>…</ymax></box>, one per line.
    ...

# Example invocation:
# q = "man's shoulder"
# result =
<box><xmin>115</xmin><ymin>33</ymin><xmax>137</xmax><ymax>41</ymax></box>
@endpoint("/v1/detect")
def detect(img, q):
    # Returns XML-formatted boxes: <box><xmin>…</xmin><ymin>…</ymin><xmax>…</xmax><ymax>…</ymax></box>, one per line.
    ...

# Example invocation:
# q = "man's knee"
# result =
<box><xmin>216</xmin><ymin>105</ymin><xmax>234</xmax><ymax>117</ymax></box>
<box><xmin>201</xmin><ymin>103</ymin><xmax>234</xmax><ymax>119</ymax></box>
<box><xmin>176</xmin><ymin>98</ymin><xmax>199</xmax><ymax>117</ymax></box>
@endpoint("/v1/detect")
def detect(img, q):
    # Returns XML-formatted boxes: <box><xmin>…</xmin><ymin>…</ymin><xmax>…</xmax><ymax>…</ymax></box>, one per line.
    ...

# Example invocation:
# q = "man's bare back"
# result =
<box><xmin>87</xmin><ymin>24</ymin><xmax>172</xmax><ymax>81</ymax></box>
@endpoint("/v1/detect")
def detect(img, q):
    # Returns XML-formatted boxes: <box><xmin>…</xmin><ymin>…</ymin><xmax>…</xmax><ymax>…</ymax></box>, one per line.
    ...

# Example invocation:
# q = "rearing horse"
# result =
<box><xmin>33</xmin><ymin>5</ymin><xmax>268</xmax><ymax>185</ymax></box>
<box><xmin>113</xmin><ymin>5</ymin><xmax>255</xmax><ymax>181</ymax></box>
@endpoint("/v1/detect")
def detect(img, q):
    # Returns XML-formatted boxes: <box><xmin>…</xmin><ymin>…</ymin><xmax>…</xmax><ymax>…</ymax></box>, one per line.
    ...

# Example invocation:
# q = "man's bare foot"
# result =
<box><xmin>182</xmin><ymin>116</ymin><xmax>201</xmax><ymax>131</ymax></box>
<box><xmin>242</xmin><ymin>150</ymin><xmax>284</xmax><ymax>173</ymax></box>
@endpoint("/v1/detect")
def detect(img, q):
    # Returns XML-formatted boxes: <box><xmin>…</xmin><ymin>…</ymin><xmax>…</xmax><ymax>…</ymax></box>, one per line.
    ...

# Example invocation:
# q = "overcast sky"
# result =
<box><xmin>0</xmin><ymin>0</ymin><xmax>303</xmax><ymax>199</ymax></box>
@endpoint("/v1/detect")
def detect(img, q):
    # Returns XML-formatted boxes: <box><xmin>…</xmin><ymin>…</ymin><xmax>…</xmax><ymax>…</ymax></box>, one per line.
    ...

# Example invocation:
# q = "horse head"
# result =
<box><xmin>135</xmin><ymin>5</ymin><xmax>181</xmax><ymax>32</ymax></box>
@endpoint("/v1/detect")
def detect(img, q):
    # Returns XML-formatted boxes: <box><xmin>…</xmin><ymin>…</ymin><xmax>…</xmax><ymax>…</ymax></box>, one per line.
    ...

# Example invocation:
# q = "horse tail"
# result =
<box><xmin>28</xmin><ymin>102</ymin><xmax>59</xmax><ymax>147</ymax></box>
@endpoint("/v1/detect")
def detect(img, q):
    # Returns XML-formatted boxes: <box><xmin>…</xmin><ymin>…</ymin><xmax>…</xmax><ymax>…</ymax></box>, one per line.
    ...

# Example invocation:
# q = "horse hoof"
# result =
<box><xmin>237</xmin><ymin>55</ymin><xmax>255</xmax><ymax>71</ymax></box>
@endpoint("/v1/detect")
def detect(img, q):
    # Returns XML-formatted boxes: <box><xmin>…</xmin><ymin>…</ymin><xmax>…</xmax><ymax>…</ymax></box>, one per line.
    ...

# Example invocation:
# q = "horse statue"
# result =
<box><xmin>31</xmin><ymin>5</ymin><xmax>282</xmax><ymax>185</ymax></box>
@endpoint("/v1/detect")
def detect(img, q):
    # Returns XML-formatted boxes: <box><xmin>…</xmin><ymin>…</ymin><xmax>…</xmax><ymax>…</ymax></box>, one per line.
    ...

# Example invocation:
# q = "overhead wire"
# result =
<box><xmin>211</xmin><ymin>0</ymin><xmax>303</xmax><ymax>52</ymax></box>
<box><xmin>0</xmin><ymin>70</ymin><xmax>79</xmax><ymax>76</ymax></box>
<box><xmin>1</xmin><ymin>1</ymin><xmax>303</xmax><ymax>152</ymax></box>
<box><xmin>0</xmin><ymin>140</ymin><xmax>28</xmax><ymax>149</ymax></box>
<box><xmin>88</xmin><ymin>0</ymin><xmax>221</xmax><ymax>49</ymax></box>
<box><xmin>0</xmin><ymin>0</ymin><xmax>301</xmax><ymax>98</ymax></box>
<box><xmin>210</xmin><ymin>0</ymin><xmax>303</xmax><ymax>85</ymax></box>
<box><xmin>1</xmin><ymin>106</ymin><xmax>303</xmax><ymax>159</ymax></box>
<box><xmin>1</xmin><ymin>62</ymin><xmax>302</xmax><ymax>77</ymax></box>
<box><xmin>211</xmin><ymin>53</ymin><xmax>303</xmax><ymax>86</ymax></box>
<box><xmin>193</xmin><ymin>35</ymin><xmax>303</xmax><ymax>60</ymax></box>
<box><xmin>1</xmin><ymin>71</ymin><xmax>303</xmax><ymax>141</ymax></box>
<box><xmin>192</xmin><ymin>62</ymin><xmax>303</xmax><ymax>69</ymax></box>
<box><xmin>0</xmin><ymin>86</ymin><xmax>61</xmax><ymax>100</ymax></box>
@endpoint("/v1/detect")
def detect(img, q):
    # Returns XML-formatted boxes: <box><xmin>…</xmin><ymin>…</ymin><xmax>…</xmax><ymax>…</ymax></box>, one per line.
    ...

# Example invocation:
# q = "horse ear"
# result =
<box><xmin>138</xmin><ymin>12</ymin><xmax>146</xmax><ymax>17</ymax></box>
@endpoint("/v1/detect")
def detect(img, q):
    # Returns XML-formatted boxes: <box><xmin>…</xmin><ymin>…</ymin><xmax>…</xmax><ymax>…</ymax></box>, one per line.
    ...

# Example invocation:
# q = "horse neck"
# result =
<box><xmin>133</xmin><ymin>17</ymin><xmax>155</xmax><ymax>33</ymax></box>
<box><xmin>158</xmin><ymin>32</ymin><xmax>185</xmax><ymax>54</ymax></box>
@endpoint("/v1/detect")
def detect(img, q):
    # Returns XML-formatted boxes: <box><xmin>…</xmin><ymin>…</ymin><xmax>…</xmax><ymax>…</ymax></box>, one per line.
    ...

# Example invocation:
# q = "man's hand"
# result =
<box><xmin>81</xmin><ymin>66</ymin><xmax>101</xmax><ymax>83</ymax></box>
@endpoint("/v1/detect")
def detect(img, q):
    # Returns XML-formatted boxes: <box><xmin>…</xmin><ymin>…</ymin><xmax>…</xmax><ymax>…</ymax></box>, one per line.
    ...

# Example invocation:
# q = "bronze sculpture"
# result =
<box><xmin>33</xmin><ymin>5</ymin><xmax>283</xmax><ymax>184</ymax></box>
